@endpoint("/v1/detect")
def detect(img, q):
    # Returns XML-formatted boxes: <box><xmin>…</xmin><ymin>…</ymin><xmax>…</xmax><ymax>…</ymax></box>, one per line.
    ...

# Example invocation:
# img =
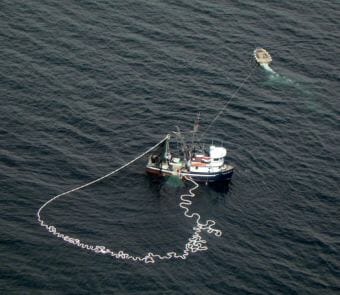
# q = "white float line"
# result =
<box><xmin>37</xmin><ymin>137</ymin><xmax>221</xmax><ymax>264</ymax></box>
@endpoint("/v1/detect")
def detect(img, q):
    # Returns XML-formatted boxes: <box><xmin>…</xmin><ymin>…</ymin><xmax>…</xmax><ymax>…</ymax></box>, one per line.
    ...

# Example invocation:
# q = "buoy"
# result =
<box><xmin>254</xmin><ymin>48</ymin><xmax>272</xmax><ymax>65</ymax></box>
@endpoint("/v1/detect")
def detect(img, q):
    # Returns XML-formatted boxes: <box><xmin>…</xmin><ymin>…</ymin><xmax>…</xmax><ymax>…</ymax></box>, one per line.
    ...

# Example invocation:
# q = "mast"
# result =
<box><xmin>160</xmin><ymin>134</ymin><xmax>171</xmax><ymax>172</ymax></box>
<box><xmin>162</xmin><ymin>134</ymin><xmax>170</xmax><ymax>161</ymax></box>
<box><xmin>174</xmin><ymin>126</ymin><xmax>189</xmax><ymax>165</ymax></box>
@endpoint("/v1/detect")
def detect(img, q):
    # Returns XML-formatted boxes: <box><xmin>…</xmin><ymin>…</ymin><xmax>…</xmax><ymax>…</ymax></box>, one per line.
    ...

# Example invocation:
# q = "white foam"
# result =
<box><xmin>261</xmin><ymin>63</ymin><xmax>276</xmax><ymax>74</ymax></box>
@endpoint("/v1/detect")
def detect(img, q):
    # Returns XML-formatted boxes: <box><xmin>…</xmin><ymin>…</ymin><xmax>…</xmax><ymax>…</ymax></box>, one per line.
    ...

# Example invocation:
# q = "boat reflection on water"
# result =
<box><xmin>146</xmin><ymin>172</ymin><xmax>231</xmax><ymax>195</ymax></box>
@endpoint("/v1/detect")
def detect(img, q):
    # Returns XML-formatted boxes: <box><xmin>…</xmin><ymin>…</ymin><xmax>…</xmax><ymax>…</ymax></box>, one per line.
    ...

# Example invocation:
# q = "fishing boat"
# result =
<box><xmin>146</xmin><ymin>117</ymin><xmax>234</xmax><ymax>183</ymax></box>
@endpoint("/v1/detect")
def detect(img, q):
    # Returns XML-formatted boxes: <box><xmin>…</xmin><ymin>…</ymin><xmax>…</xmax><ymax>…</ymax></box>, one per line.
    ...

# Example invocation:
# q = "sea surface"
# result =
<box><xmin>1</xmin><ymin>0</ymin><xmax>339</xmax><ymax>294</ymax></box>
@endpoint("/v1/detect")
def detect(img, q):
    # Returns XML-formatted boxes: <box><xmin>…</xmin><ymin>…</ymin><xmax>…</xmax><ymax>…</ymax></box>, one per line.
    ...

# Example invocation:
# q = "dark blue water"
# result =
<box><xmin>1</xmin><ymin>0</ymin><xmax>339</xmax><ymax>293</ymax></box>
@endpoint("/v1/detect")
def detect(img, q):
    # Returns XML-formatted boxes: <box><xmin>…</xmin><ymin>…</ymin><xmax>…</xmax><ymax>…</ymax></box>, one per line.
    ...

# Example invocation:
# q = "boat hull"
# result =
<box><xmin>146</xmin><ymin>166</ymin><xmax>234</xmax><ymax>183</ymax></box>
<box><xmin>253</xmin><ymin>48</ymin><xmax>272</xmax><ymax>65</ymax></box>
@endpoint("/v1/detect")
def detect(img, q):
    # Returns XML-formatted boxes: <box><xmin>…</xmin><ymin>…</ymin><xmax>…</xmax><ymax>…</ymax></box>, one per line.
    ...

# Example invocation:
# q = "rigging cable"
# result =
<box><xmin>37</xmin><ymin>137</ymin><xmax>221</xmax><ymax>264</ymax></box>
<box><xmin>199</xmin><ymin>62</ymin><xmax>257</xmax><ymax>141</ymax></box>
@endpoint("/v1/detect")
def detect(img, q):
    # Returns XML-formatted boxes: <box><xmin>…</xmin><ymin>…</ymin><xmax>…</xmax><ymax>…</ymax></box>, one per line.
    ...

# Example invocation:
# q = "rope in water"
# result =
<box><xmin>37</xmin><ymin>137</ymin><xmax>221</xmax><ymax>263</ymax></box>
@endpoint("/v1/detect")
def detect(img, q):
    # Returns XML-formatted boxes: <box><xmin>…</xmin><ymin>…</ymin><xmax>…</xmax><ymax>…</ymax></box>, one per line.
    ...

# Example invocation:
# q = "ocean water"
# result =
<box><xmin>1</xmin><ymin>0</ymin><xmax>339</xmax><ymax>293</ymax></box>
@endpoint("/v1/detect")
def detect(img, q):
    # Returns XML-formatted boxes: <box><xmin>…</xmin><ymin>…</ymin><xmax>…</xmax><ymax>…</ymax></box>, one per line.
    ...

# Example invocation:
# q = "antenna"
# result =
<box><xmin>191</xmin><ymin>112</ymin><xmax>201</xmax><ymax>150</ymax></box>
